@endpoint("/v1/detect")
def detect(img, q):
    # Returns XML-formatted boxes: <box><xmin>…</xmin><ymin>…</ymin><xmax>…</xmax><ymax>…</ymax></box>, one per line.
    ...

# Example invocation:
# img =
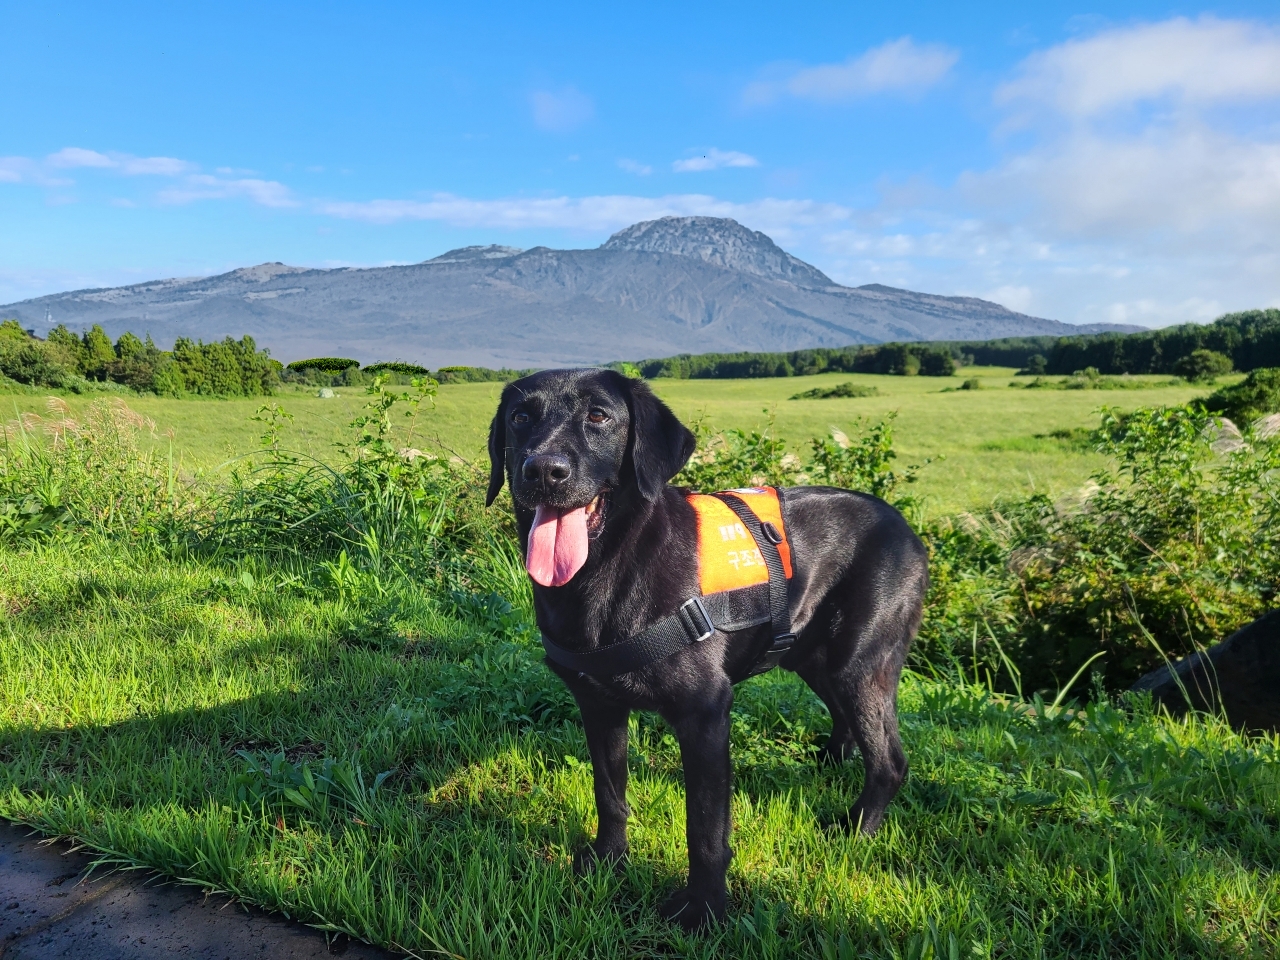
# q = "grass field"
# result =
<box><xmin>3</xmin><ymin>368</ymin><xmax>1215</xmax><ymax>515</ymax></box>
<box><xmin>2</xmin><ymin>369</ymin><xmax>1275</xmax><ymax>958</ymax></box>
<box><xmin>1</xmin><ymin>542</ymin><xmax>1275</xmax><ymax>959</ymax></box>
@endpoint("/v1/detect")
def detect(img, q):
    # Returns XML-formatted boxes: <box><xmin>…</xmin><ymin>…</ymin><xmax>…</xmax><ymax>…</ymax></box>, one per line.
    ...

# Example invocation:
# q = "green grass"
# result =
<box><xmin>1</xmin><ymin>540</ymin><xmax>1276</xmax><ymax>958</ymax></box>
<box><xmin>1</xmin><ymin>370</ymin><xmax>1217</xmax><ymax>515</ymax></box>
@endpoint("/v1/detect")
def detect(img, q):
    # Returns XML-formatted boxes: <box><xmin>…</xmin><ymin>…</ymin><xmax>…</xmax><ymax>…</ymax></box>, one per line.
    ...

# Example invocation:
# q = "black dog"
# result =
<box><xmin>486</xmin><ymin>368</ymin><xmax>927</xmax><ymax>930</ymax></box>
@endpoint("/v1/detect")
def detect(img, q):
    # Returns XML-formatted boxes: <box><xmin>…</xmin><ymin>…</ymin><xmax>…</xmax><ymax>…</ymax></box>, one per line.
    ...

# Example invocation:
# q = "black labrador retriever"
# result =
<box><xmin>486</xmin><ymin>368</ymin><xmax>928</xmax><ymax>930</ymax></box>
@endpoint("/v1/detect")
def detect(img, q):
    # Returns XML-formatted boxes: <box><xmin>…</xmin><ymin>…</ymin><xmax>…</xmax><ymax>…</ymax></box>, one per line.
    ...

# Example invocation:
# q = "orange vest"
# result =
<box><xmin>686</xmin><ymin>487</ymin><xmax>794</xmax><ymax>596</ymax></box>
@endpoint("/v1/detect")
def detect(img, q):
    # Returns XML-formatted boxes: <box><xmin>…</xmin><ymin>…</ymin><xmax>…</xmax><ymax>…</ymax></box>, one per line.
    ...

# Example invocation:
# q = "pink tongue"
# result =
<box><xmin>526</xmin><ymin>504</ymin><xmax>590</xmax><ymax>587</ymax></box>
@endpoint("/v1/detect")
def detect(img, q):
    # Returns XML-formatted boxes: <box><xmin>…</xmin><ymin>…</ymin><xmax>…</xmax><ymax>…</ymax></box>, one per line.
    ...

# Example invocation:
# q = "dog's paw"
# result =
<box><xmin>817</xmin><ymin>739</ymin><xmax>856</xmax><ymax>766</ymax></box>
<box><xmin>822</xmin><ymin>804</ymin><xmax>882</xmax><ymax>835</ymax></box>
<box><xmin>572</xmin><ymin>842</ymin><xmax>628</xmax><ymax>876</ymax></box>
<box><xmin>659</xmin><ymin>887</ymin><xmax>725</xmax><ymax>932</ymax></box>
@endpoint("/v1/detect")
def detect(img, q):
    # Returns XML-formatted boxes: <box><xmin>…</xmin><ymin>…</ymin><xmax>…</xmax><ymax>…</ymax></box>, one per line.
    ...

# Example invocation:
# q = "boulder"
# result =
<box><xmin>1130</xmin><ymin>610</ymin><xmax>1280</xmax><ymax>732</ymax></box>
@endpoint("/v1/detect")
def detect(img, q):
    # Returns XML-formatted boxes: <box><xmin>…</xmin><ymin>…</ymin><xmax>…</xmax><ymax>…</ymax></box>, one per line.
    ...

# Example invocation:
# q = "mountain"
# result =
<box><xmin>601</xmin><ymin>216</ymin><xmax>834</xmax><ymax>288</ymax></box>
<box><xmin>1</xmin><ymin>217</ymin><xmax>1142</xmax><ymax>368</ymax></box>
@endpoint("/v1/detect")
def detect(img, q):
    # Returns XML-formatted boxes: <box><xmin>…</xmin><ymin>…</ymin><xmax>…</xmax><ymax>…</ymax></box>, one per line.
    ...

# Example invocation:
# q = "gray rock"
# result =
<box><xmin>1130</xmin><ymin>610</ymin><xmax>1280</xmax><ymax>732</ymax></box>
<box><xmin>4</xmin><ymin>217</ymin><xmax>1144</xmax><ymax>370</ymax></box>
<box><xmin>316</xmin><ymin>387</ymin><xmax>337</xmax><ymax>398</ymax></box>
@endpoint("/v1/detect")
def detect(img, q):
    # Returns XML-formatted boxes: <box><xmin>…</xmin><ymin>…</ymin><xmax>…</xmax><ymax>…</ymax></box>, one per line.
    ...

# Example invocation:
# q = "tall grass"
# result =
<box><xmin>0</xmin><ymin>384</ymin><xmax>1278</xmax><ymax>956</ymax></box>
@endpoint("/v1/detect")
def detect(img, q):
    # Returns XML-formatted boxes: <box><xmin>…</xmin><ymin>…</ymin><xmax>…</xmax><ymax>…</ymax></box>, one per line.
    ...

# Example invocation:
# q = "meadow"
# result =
<box><xmin>0</xmin><ymin>370</ymin><xmax>1276</xmax><ymax>959</ymax></box>
<box><xmin>1</xmin><ymin>367</ymin><xmax>1213</xmax><ymax>515</ymax></box>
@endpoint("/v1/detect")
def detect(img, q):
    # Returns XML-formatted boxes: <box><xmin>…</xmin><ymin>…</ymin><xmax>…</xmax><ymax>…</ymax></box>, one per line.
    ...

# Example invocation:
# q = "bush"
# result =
<box><xmin>1175</xmin><ymin>348</ymin><xmax>1233</xmax><ymax>382</ymax></box>
<box><xmin>1018</xmin><ymin>354</ymin><xmax>1048</xmax><ymax>376</ymax></box>
<box><xmin>364</xmin><ymin>361</ymin><xmax>429</xmax><ymax>375</ymax></box>
<box><xmin>789</xmin><ymin>382</ymin><xmax>879</xmax><ymax>400</ymax></box>
<box><xmin>1205</xmin><ymin>367</ymin><xmax>1280</xmax><ymax>424</ymax></box>
<box><xmin>287</xmin><ymin>357</ymin><xmax>360</xmax><ymax>373</ymax></box>
<box><xmin>960</xmin><ymin>378</ymin><xmax>981</xmax><ymax>391</ymax></box>
<box><xmin>0</xmin><ymin>320</ymin><xmax>77</xmax><ymax>387</ymax></box>
<box><xmin>676</xmin><ymin>414</ymin><xmax>927</xmax><ymax>508</ymax></box>
<box><xmin>922</xmin><ymin>404</ymin><xmax>1280</xmax><ymax>694</ymax></box>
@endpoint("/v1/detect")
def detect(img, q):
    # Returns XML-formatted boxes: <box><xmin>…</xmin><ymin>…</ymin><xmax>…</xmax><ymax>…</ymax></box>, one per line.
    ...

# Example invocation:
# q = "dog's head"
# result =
<box><xmin>486</xmin><ymin>368</ymin><xmax>695</xmax><ymax>587</ymax></box>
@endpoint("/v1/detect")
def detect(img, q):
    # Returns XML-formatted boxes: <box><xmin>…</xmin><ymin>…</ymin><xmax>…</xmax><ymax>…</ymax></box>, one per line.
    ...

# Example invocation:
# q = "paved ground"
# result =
<box><xmin>0</xmin><ymin>823</ymin><xmax>399</xmax><ymax>959</ymax></box>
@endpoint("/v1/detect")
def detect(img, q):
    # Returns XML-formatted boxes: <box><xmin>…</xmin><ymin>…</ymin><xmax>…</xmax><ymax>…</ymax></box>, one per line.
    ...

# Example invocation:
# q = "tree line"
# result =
<box><xmin>0</xmin><ymin>321</ymin><xmax>280</xmax><ymax>396</ymax></box>
<box><xmin>622</xmin><ymin>342</ymin><xmax>959</xmax><ymax>380</ymax></box>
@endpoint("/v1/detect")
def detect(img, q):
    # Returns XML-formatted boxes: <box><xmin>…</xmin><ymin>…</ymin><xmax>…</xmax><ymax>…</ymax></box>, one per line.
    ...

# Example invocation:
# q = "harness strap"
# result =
<box><xmin>712</xmin><ymin>491</ymin><xmax>796</xmax><ymax>678</ymax></box>
<box><xmin>541</xmin><ymin>490</ymin><xmax>795</xmax><ymax>679</ymax></box>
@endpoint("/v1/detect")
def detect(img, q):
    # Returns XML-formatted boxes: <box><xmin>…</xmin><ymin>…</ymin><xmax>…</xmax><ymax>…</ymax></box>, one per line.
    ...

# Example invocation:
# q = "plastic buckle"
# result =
<box><xmin>771</xmin><ymin>632</ymin><xmax>796</xmax><ymax>652</ymax></box>
<box><xmin>681</xmin><ymin>597</ymin><xmax>715</xmax><ymax>642</ymax></box>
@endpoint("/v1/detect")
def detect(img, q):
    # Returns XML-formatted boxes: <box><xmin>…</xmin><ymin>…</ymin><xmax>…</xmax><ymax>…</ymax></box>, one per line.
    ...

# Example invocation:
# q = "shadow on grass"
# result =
<box><xmin>2</xmin><ymin>575</ymin><xmax>1277</xmax><ymax>958</ymax></box>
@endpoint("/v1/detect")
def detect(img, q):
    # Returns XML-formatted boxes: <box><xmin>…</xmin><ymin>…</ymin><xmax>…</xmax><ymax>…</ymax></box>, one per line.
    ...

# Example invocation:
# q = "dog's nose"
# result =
<box><xmin>522</xmin><ymin>453</ymin><xmax>572</xmax><ymax>488</ymax></box>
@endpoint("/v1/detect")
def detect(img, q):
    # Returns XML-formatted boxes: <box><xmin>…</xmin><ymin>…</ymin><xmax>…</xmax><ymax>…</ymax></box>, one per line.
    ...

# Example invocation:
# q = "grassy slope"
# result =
<box><xmin>1</xmin><ymin>542</ymin><xmax>1276</xmax><ymax>958</ymax></box>
<box><xmin>2</xmin><ymin>369</ymin><xmax>1214</xmax><ymax>514</ymax></box>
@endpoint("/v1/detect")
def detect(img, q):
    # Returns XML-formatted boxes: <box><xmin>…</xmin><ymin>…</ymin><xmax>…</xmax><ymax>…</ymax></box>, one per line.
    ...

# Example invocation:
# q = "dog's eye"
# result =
<box><xmin>511</xmin><ymin>411</ymin><xmax>530</xmax><ymax>425</ymax></box>
<box><xmin>587</xmin><ymin>408</ymin><xmax>608</xmax><ymax>424</ymax></box>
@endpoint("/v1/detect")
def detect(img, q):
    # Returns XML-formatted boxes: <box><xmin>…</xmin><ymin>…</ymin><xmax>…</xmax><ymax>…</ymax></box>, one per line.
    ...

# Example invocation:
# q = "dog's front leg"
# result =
<box><xmin>571</xmin><ymin>690</ymin><xmax>631</xmax><ymax>872</ymax></box>
<box><xmin>660</xmin><ymin>683</ymin><xmax>733</xmax><ymax>930</ymax></box>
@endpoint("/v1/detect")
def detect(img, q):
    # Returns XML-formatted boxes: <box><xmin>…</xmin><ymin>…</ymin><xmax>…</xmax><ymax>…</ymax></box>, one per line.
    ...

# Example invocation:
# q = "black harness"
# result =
<box><xmin>540</xmin><ymin>491</ymin><xmax>796</xmax><ymax>679</ymax></box>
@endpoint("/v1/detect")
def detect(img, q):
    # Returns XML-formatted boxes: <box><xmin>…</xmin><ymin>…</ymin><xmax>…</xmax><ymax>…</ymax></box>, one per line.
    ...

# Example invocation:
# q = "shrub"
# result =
<box><xmin>922</xmin><ymin>404</ymin><xmax>1280</xmax><ymax>694</ymax></box>
<box><xmin>959</xmin><ymin>378</ymin><xmax>981</xmax><ymax>391</ymax></box>
<box><xmin>1205</xmin><ymin>367</ymin><xmax>1280</xmax><ymax>423</ymax></box>
<box><xmin>789</xmin><ymin>382</ymin><xmax>879</xmax><ymax>400</ymax></box>
<box><xmin>287</xmin><ymin>357</ymin><xmax>360</xmax><ymax>373</ymax></box>
<box><xmin>1175</xmin><ymin>348</ymin><xmax>1233</xmax><ymax>382</ymax></box>
<box><xmin>1018</xmin><ymin>354</ymin><xmax>1048</xmax><ymax>375</ymax></box>
<box><xmin>364</xmin><ymin>361</ymin><xmax>429</xmax><ymax>375</ymax></box>
<box><xmin>0</xmin><ymin>320</ymin><xmax>78</xmax><ymax>387</ymax></box>
<box><xmin>676</xmin><ymin>414</ymin><xmax>926</xmax><ymax>508</ymax></box>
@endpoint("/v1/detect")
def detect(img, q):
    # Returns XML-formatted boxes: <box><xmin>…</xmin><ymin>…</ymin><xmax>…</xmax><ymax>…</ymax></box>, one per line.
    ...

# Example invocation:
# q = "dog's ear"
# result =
<box><xmin>485</xmin><ymin>387</ymin><xmax>512</xmax><ymax>507</ymax></box>
<box><xmin>625</xmin><ymin>376</ymin><xmax>696</xmax><ymax>500</ymax></box>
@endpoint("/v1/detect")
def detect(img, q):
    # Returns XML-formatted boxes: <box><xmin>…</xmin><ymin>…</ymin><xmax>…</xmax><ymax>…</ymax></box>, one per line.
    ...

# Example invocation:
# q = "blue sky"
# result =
<box><xmin>2</xmin><ymin>1</ymin><xmax>1279</xmax><ymax>327</ymax></box>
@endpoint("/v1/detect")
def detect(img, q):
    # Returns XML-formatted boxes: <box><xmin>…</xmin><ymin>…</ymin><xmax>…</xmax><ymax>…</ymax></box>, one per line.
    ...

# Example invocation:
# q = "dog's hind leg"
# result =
<box><xmin>571</xmin><ymin>691</ymin><xmax>632</xmax><ymax>872</ymax></box>
<box><xmin>793</xmin><ymin>657</ymin><xmax>859</xmax><ymax>765</ymax></box>
<box><xmin>832</xmin><ymin>659</ymin><xmax>909</xmax><ymax>835</ymax></box>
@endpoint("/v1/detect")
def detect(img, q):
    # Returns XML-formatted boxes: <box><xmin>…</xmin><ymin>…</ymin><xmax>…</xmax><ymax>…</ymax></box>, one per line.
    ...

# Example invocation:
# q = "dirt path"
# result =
<box><xmin>0</xmin><ymin>822</ymin><xmax>398</xmax><ymax>959</ymax></box>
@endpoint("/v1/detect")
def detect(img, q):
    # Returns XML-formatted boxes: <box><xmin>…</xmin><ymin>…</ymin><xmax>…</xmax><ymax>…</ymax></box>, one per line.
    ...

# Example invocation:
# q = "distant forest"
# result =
<box><xmin>3</xmin><ymin>308</ymin><xmax>1277</xmax><ymax>396</ymax></box>
<box><xmin>619</xmin><ymin>309</ymin><xmax>1280</xmax><ymax>380</ymax></box>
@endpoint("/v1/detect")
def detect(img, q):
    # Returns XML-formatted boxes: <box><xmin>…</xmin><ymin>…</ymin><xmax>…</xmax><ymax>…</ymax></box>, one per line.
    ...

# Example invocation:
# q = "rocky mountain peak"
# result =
<box><xmin>600</xmin><ymin>216</ymin><xmax>834</xmax><ymax>287</ymax></box>
<box><xmin>226</xmin><ymin>263</ymin><xmax>309</xmax><ymax>283</ymax></box>
<box><xmin>425</xmin><ymin>245</ymin><xmax>524</xmax><ymax>264</ymax></box>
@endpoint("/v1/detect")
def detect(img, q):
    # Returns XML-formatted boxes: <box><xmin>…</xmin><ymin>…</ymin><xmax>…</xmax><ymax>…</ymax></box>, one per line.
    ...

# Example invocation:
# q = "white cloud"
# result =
<box><xmin>617</xmin><ymin>158</ymin><xmax>652</xmax><ymax>176</ymax></box>
<box><xmin>316</xmin><ymin>192</ymin><xmax>851</xmax><ymax>236</ymax></box>
<box><xmin>529</xmin><ymin>86</ymin><xmax>594</xmax><ymax>132</ymax></box>
<box><xmin>961</xmin><ymin>125</ymin><xmax>1280</xmax><ymax>241</ymax></box>
<box><xmin>997</xmin><ymin>16</ymin><xmax>1280</xmax><ymax>118</ymax></box>
<box><xmin>0</xmin><ymin>157</ymin><xmax>28</xmax><ymax>183</ymax></box>
<box><xmin>672</xmin><ymin>149</ymin><xmax>759</xmax><ymax>173</ymax></box>
<box><xmin>745</xmin><ymin>37</ymin><xmax>958</xmax><ymax>105</ymax></box>
<box><xmin>44</xmin><ymin>147</ymin><xmax>191</xmax><ymax>175</ymax></box>
<box><xmin>823</xmin><ymin>15</ymin><xmax>1280</xmax><ymax>328</ymax></box>
<box><xmin>120</xmin><ymin>156</ymin><xmax>191</xmax><ymax>176</ymax></box>
<box><xmin>158</xmin><ymin>174</ymin><xmax>297</xmax><ymax>208</ymax></box>
<box><xmin>47</xmin><ymin>147</ymin><xmax>114</xmax><ymax>168</ymax></box>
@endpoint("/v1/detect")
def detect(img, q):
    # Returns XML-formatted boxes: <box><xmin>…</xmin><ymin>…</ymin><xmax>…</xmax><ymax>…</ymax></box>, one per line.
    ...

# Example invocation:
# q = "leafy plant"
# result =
<box><xmin>1205</xmin><ymin>367</ymin><xmax>1280</xmax><ymax>423</ymax></box>
<box><xmin>1175</xmin><ymin>348</ymin><xmax>1233</xmax><ymax>383</ymax></box>
<box><xmin>789</xmin><ymin>382</ymin><xmax>880</xmax><ymax>400</ymax></box>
